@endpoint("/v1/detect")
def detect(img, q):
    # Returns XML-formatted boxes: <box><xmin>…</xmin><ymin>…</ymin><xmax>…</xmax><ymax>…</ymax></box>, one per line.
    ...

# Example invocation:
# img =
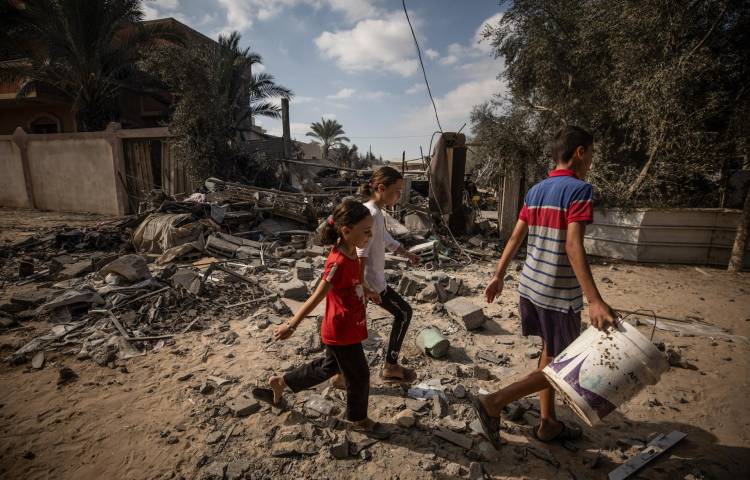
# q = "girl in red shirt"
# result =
<box><xmin>251</xmin><ymin>199</ymin><xmax>389</xmax><ymax>439</ymax></box>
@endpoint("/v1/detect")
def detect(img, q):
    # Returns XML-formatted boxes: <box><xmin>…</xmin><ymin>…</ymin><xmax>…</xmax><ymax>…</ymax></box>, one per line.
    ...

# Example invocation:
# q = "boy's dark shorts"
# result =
<box><xmin>519</xmin><ymin>296</ymin><xmax>581</xmax><ymax>357</ymax></box>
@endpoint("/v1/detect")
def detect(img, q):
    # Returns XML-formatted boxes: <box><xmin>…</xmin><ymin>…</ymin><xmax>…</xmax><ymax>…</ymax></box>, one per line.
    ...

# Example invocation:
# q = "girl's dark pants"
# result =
<box><xmin>283</xmin><ymin>343</ymin><xmax>369</xmax><ymax>421</ymax></box>
<box><xmin>378</xmin><ymin>286</ymin><xmax>413</xmax><ymax>365</ymax></box>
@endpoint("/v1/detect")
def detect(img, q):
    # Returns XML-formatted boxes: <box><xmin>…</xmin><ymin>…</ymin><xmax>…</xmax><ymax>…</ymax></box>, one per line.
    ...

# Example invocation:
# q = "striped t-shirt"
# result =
<box><xmin>517</xmin><ymin>169</ymin><xmax>594</xmax><ymax>313</ymax></box>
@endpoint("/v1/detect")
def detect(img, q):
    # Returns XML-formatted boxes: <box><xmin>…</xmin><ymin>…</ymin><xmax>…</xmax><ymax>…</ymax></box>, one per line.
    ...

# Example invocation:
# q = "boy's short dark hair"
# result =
<box><xmin>552</xmin><ymin>126</ymin><xmax>594</xmax><ymax>163</ymax></box>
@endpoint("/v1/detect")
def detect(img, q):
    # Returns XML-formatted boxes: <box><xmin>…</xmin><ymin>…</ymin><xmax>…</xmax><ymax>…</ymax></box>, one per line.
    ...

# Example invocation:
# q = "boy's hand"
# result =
<box><xmin>588</xmin><ymin>299</ymin><xmax>616</xmax><ymax>330</ymax></box>
<box><xmin>274</xmin><ymin>323</ymin><xmax>295</xmax><ymax>340</ymax></box>
<box><xmin>484</xmin><ymin>275</ymin><xmax>504</xmax><ymax>303</ymax></box>
<box><xmin>365</xmin><ymin>288</ymin><xmax>381</xmax><ymax>304</ymax></box>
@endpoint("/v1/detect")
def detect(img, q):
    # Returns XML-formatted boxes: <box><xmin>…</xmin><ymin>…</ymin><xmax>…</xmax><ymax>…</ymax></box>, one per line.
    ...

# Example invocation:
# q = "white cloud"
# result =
<box><xmin>315</xmin><ymin>11</ymin><xmax>419</xmax><ymax>77</ymax></box>
<box><xmin>253</xmin><ymin>63</ymin><xmax>266</xmax><ymax>73</ymax></box>
<box><xmin>142</xmin><ymin>0</ymin><xmax>181</xmax><ymax>20</ymax></box>
<box><xmin>325</xmin><ymin>0</ymin><xmax>381</xmax><ymax>22</ymax></box>
<box><xmin>405</xmin><ymin>83</ymin><xmax>426</xmax><ymax>95</ymax></box>
<box><xmin>327</xmin><ymin>88</ymin><xmax>356</xmax><ymax>100</ymax></box>
<box><xmin>362</xmin><ymin>90</ymin><xmax>386</xmax><ymax>100</ymax></box>
<box><xmin>402</xmin><ymin>77</ymin><xmax>506</xmax><ymax>135</ymax></box>
<box><xmin>425</xmin><ymin>48</ymin><xmax>439</xmax><ymax>60</ymax></box>
<box><xmin>439</xmin><ymin>55</ymin><xmax>458</xmax><ymax>66</ymax></box>
<box><xmin>322</xmin><ymin>113</ymin><xmax>337</xmax><ymax>120</ymax></box>
<box><xmin>215</xmin><ymin>0</ymin><xmax>256</xmax><ymax>31</ymax></box>
<box><xmin>473</xmin><ymin>12</ymin><xmax>503</xmax><ymax>53</ymax></box>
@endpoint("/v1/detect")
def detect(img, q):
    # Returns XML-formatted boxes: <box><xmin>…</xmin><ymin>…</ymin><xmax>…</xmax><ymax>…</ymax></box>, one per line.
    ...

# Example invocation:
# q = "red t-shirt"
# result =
<box><xmin>320</xmin><ymin>247</ymin><xmax>367</xmax><ymax>346</ymax></box>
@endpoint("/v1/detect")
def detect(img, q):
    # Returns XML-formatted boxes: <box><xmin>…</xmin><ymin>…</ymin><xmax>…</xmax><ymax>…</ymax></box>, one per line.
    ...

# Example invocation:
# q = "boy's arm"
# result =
<box><xmin>274</xmin><ymin>279</ymin><xmax>331</xmax><ymax>340</ymax></box>
<box><xmin>566</xmin><ymin>222</ymin><xmax>615</xmax><ymax>330</ymax></box>
<box><xmin>485</xmin><ymin>219</ymin><xmax>528</xmax><ymax>303</ymax></box>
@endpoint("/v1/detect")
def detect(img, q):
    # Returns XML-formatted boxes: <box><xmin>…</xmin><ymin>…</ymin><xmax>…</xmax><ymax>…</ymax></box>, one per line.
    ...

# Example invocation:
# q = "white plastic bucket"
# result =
<box><xmin>542</xmin><ymin>320</ymin><xmax>669</xmax><ymax>426</ymax></box>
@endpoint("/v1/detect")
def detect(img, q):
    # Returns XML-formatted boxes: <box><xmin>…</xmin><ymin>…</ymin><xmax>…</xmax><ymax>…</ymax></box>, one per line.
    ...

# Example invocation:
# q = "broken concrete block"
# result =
<box><xmin>56</xmin><ymin>260</ymin><xmax>92</xmax><ymax>280</ymax></box>
<box><xmin>330</xmin><ymin>435</ymin><xmax>350</xmax><ymax>459</ymax></box>
<box><xmin>279</xmin><ymin>280</ymin><xmax>308</xmax><ymax>301</ymax></box>
<box><xmin>396</xmin><ymin>409</ymin><xmax>416</xmax><ymax>427</ymax></box>
<box><xmin>306</xmin><ymin>395</ymin><xmax>335</xmax><ymax>416</ymax></box>
<box><xmin>294</xmin><ymin>261</ymin><xmax>315</xmax><ymax>281</ymax></box>
<box><xmin>41</xmin><ymin>288</ymin><xmax>103</xmax><ymax>311</ymax></box>
<box><xmin>100</xmin><ymin>254</ymin><xmax>151</xmax><ymax>282</ymax></box>
<box><xmin>434</xmin><ymin>427</ymin><xmax>473</xmax><ymax>449</ymax></box>
<box><xmin>397</xmin><ymin>274</ymin><xmax>423</xmax><ymax>297</ymax></box>
<box><xmin>444</xmin><ymin>297</ymin><xmax>486</xmax><ymax>330</ymax></box>
<box><xmin>301</xmin><ymin>245</ymin><xmax>327</xmax><ymax>257</ymax></box>
<box><xmin>11</xmin><ymin>288</ymin><xmax>57</xmax><ymax>308</ymax></box>
<box><xmin>18</xmin><ymin>260</ymin><xmax>34</xmax><ymax>278</ymax></box>
<box><xmin>432</xmin><ymin>394</ymin><xmax>449</xmax><ymax>418</ymax></box>
<box><xmin>226</xmin><ymin>397</ymin><xmax>260</xmax><ymax>417</ymax></box>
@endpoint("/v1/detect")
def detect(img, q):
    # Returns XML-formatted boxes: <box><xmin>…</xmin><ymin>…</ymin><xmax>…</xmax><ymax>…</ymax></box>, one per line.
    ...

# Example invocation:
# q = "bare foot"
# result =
<box><xmin>382</xmin><ymin>363</ymin><xmax>414</xmax><ymax>380</ymax></box>
<box><xmin>535</xmin><ymin>418</ymin><xmax>563</xmax><ymax>441</ymax></box>
<box><xmin>478</xmin><ymin>393</ymin><xmax>504</xmax><ymax>418</ymax></box>
<box><xmin>269</xmin><ymin>376</ymin><xmax>286</xmax><ymax>405</ymax></box>
<box><xmin>330</xmin><ymin>373</ymin><xmax>346</xmax><ymax>390</ymax></box>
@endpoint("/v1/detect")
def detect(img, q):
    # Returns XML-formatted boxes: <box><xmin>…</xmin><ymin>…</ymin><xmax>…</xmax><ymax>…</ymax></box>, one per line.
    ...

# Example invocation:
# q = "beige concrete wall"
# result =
<box><xmin>0</xmin><ymin>139</ymin><xmax>30</xmax><ymax>208</ymax></box>
<box><xmin>27</xmin><ymin>138</ymin><xmax>121</xmax><ymax>215</ymax></box>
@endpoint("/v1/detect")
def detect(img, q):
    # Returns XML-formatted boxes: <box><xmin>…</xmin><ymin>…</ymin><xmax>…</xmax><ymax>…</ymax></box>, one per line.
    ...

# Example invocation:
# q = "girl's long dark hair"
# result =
<box><xmin>319</xmin><ymin>198</ymin><xmax>371</xmax><ymax>245</ymax></box>
<box><xmin>358</xmin><ymin>166</ymin><xmax>403</xmax><ymax>198</ymax></box>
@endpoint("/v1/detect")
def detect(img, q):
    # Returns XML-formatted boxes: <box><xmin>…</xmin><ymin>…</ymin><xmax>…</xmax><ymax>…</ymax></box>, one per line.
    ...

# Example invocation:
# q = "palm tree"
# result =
<box><xmin>215</xmin><ymin>31</ymin><xmax>292</xmax><ymax>135</ymax></box>
<box><xmin>306</xmin><ymin>118</ymin><xmax>350</xmax><ymax>162</ymax></box>
<box><xmin>0</xmin><ymin>0</ymin><xmax>180</xmax><ymax>132</ymax></box>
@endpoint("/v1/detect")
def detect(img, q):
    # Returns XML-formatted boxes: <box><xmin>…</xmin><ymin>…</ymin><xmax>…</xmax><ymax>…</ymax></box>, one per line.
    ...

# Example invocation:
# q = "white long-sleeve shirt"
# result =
<box><xmin>356</xmin><ymin>200</ymin><xmax>401</xmax><ymax>294</ymax></box>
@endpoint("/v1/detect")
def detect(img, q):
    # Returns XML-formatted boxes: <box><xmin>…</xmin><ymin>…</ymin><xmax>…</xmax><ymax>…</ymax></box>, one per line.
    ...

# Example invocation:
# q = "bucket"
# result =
<box><xmin>542</xmin><ymin>320</ymin><xmax>668</xmax><ymax>426</ymax></box>
<box><xmin>415</xmin><ymin>326</ymin><xmax>450</xmax><ymax>358</ymax></box>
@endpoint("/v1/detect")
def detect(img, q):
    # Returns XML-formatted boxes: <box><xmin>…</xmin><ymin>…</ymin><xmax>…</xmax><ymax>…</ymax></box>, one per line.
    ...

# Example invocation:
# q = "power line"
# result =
<box><xmin>402</xmin><ymin>0</ymin><xmax>443</xmax><ymax>133</ymax></box>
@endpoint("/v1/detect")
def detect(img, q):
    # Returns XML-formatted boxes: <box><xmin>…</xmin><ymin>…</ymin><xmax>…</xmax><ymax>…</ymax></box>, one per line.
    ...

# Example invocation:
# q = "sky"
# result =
<box><xmin>142</xmin><ymin>0</ymin><xmax>507</xmax><ymax>161</ymax></box>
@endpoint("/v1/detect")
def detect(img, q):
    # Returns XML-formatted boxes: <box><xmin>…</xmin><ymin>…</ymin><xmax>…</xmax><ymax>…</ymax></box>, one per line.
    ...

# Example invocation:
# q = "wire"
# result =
<box><xmin>402</xmin><ymin>0</ymin><xmax>443</xmax><ymax>133</ymax></box>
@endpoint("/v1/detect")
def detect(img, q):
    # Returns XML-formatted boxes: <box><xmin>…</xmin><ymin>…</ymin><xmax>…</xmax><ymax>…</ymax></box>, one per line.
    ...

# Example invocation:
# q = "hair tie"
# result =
<box><xmin>327</xmin><ymin>216</ymin><xmax>334</xmax><ymax>226</ymax></box>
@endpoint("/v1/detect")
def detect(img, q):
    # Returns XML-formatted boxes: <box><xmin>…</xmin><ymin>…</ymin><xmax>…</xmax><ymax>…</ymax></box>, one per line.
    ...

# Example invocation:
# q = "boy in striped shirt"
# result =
<box><xmin>471</xmin><ymin>126</ymin><xmax>615</xmax><ymax>447</ymax></box>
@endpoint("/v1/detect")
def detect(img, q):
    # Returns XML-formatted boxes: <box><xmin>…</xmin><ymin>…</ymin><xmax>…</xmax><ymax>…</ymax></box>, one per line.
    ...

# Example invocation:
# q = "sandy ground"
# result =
<box><xmin>1</xmin><ymin>209</ymin><xmax>749</xmax><ymax>480</ymax></box>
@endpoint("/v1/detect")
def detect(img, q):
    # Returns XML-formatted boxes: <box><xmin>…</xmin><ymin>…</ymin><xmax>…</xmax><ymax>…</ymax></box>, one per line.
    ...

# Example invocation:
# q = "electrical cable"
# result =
<box><xmin>402</xmin><ymin>0</ymin><xmax>443</xmax><ymax>133</ymax></box>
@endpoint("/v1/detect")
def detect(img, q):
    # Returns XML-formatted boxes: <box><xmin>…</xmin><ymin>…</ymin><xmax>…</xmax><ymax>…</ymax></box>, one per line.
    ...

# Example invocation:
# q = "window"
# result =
<box><xmin>29</xmin><ymin>114</ymin><xmax>60</xmax><ymax>133</ymax></box>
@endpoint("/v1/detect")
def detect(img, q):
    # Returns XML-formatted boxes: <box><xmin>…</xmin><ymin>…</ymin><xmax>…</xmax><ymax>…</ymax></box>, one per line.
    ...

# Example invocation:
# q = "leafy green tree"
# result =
<box><xmin>475</xmin><ymin>0</ymin><xmax>749</xmax><ymax>208</ymax></box>
<box><xmin>306</xmin><ymin>118</ymin><xmax>350</xmax><ymax>162</ymax></box>
<box><xmin>139</xmin><ymin>30</ymin><xmax>291</xmax><ymax>178</ymax></box>
<box><xmin>0</xmin><ymin>0</ymin><xmax>179</xmax><ymax>131</ymax></box>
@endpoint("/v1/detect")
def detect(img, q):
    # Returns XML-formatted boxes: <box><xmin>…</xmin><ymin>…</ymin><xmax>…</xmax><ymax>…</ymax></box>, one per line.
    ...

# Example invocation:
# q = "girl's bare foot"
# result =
<box><xmin>381</xmin><ymin>363</ymin><xmax>415</xmax><ymax>381</ymax></box>
<box><xmin>269</xmin><ymin>376</ymin><xmax>286</xmax><ymax>405</ymax></box>
<box><xmin>330</xmin><ymin>373</ymin><xmax>346</xmax><ymax>390</ymax></box>
<box><xmin>478</xmin><ymin>393</ymin><xmax>504</xmax><ymax>418</ymax></box>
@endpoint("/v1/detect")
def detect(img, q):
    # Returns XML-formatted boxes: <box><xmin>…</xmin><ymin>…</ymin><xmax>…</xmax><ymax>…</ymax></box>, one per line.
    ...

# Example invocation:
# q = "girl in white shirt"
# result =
<box><xmin>355</xmin><ymin>166</ymin><xmax>420</xmax><ymax>382</ymax></box>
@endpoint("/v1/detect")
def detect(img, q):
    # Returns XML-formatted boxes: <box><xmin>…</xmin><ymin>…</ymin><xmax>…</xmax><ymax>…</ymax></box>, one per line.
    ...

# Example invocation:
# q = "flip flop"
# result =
<box><xmin>532</xmin><ymin>421</ymin><xmax>582</xmax><ymax>443</ymax></box>
<box><xmin>468</xmin><ymin>392</ymin><xmax>502</xmax><ymax>449</ymax></box>
<box><xmin>251</xmin><ymin>387</ymin><xmax>287</xmax><ymax>409</ymax></box>
<box><xmin>351</xmin><ymin>420</ymin><xmax>391</xmax><ymax>440</ymax></box>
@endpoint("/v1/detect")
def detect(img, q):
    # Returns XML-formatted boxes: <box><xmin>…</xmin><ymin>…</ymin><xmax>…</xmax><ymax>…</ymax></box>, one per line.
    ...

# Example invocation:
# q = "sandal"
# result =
<box><xmin>532</xmin><ymin>421</ymin><xmax>582</xmax><ymax>443</ymax></box>
<box><xmin>350</xmin><ymin>418</ymin><xmax>391</xmax><ymax>440</ymax></box>
<box><xmin>251</xmin><ymin>387</ymin><xmax>287</xmax><ymax>409</ymax></box>
<box><xmin>468</xmin><ymin>392</ymin><xmax>502</xmax><ymax>449</ymax></box>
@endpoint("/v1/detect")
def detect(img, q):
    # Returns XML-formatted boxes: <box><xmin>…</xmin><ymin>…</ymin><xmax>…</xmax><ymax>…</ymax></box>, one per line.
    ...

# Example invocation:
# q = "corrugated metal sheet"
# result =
<box><xmin>584</xmin><ymin>208</ymin><xmax>750</xmax><ymax>268</ymax></box>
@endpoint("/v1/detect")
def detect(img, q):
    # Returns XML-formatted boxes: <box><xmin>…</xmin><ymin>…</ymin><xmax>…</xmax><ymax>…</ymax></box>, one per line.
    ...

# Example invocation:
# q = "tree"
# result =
<box><xmin>329</xmin><ymin>143</ymin><xmax>360</xmax><ymax>168</ymax></box>
<box><xmin>139</xmin><ymin>30</ymin><xmax>292</xmax><ymax>178</ymax></box>
<box><xmin>476</xmin><ymin>0</ymin><xmax>750</xmax><ymax>208</ymax></box>
<box><xmin>0</xmin><ymin>0</ymin><xmax>179</xmax><ymax>132</ymax></box>
<box><xmin>728</xmin><ymin>186</ymin><xmax>750</xmax><ymax>272</ymax></box>
<box><xmin>306</xmin><ymin>118</ymin><xmax>350</xmax><ymax>162</ymax></box>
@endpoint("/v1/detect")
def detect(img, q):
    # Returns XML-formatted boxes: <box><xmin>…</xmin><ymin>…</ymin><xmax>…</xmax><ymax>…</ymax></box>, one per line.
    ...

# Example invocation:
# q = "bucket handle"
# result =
<box><xmin>614</xmin><ymin>309</ymin><xmax>659</xmax><ymax>341</ymax></box>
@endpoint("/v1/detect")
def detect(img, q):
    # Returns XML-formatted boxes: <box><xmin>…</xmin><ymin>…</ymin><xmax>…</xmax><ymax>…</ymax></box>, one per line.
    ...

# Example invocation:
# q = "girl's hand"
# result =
<box><xmin>274</xmin><ymin>323</ymin><xmax>295</xmax><ymax>340</ymax></box>
<box><xmin>406</xmin><ymin>251</ymin><xmax>421</xmax><ymax>265</ymax></box>
<box><xmin>365</xmin><ymin>288</ymin><xmax>382</xmax><ymax>304</ymax></box>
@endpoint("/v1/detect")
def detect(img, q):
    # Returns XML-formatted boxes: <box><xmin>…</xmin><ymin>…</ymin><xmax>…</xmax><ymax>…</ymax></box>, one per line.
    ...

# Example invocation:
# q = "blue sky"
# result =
<box><xmin>143</xmin><ymin>0</ymin><xmax>507</xmax><ymax>160</ymax></box>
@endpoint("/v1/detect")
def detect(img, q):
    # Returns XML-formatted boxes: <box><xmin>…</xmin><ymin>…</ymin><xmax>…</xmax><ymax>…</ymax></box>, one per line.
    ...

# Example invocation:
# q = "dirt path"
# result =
<box><xmin>1</xmin><ymin>258</ymin><xmax>749</xmax><ymax>480</ymax></box>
